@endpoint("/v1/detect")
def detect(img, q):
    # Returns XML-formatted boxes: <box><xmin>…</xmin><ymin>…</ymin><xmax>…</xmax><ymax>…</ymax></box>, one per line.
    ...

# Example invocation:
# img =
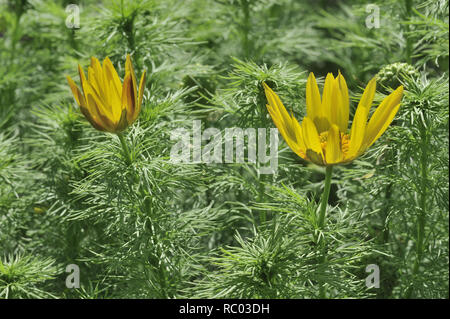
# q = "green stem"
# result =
<box><xmin>407</xmin><ymin>123</ymin><xmax>428</xmax><ymax>297</ymax></box>
<box><xmin>382</xmin><ymin>183</ymin><xmax>392</xmax><ymax>243</ymax></box>
<box><xmin>318</xmin><ymin>166</ymin><xmax>333</xmax><ymax>229</ymax></box>
<box><xmin>416</xmin><ymin>130</ymin><xmax>427</xmax><ymax>268</ymax></box>
<box><xmin>117</xmin><ymin>132</ymin><xmax>169</xmax><ymax>296</ymax></box>
<box><xmin>117</xmin><ymin>132</ymin><xmax>132</xmax><ymax>165</ymax></box>
<box><xmin>317</xmin><ymin>165</ymin><xmax>333</xmax><ymax>299</ymax></box>
<box><xmin>117</xmin><ymin>135</ymin><xmax>168</xmax><ymax>297</ymax></box>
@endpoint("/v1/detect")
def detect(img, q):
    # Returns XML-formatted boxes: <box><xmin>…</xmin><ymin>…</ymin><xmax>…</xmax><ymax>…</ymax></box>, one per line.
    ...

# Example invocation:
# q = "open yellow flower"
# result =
<box><xmin>67</xmin><ymin>54</ymin><xmax>146</xmax><ymax>133</ymax></box>
<box><xmin>263</xmin><ymin>72</ymin><xmax>403</xmax><ymax>166</ymax></box>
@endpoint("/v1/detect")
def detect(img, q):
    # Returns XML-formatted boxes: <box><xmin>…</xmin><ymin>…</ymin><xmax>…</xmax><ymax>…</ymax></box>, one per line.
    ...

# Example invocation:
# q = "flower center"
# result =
<box><xmin>319</xmin><ymin>131</ymin><xmax>350</xmax><ymax>155</ymax></box>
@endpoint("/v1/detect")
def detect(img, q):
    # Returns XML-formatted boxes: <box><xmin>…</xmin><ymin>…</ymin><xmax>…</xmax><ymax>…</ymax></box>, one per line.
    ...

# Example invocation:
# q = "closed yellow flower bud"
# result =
<box><xmin>66</xmin><ymin>54</ymin><xmax>146</xmax><ymax>133</ymax></box>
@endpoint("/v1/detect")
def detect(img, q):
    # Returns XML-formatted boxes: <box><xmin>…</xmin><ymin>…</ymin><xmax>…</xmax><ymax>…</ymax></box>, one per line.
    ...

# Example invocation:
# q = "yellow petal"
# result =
<box><xmin>83</xmin><ymin>79</ymin><xmax>113</xmax><ymax>119</ymax></box>
<box><xmin>84</xmin><ymin>81</ymin><xmax>115</xmax><ymax>130</ymax></box>
<box><xmin>301</xmin><ymin>117</ymin><xmax>323</xmax><ymax>158</ymax></box>
<box><xmin>87</xmin><ymin>66</ymin><xmax>102</xmax><ymax>99</ymax></box>
<box><xmin>66</xmin><ymin>75</ymin><xmax>83</xmax><ymax>106</ymax></box>
<box><xmin>347</xmin><ymin>101</ymin><xmax>370</xmax><ymax>158</ymax></box>
<box><xmin>78</xmin><ymin>64</ymin><xmax>87</xmax><ymax>96</ymax></box>
<box><xmin>306</xmin><ymin>72</ymin><xmax>321</xmax><ymax>122</ymax></box>
<box><xmin>102</xmin><ymin>56</ymin><xmax>122</xmax><ymax>96</ymax></box>
<box><xmin>345</xmin><ymin>77</ymin><xmax>378</xmax><ymax>158</ymax></box>
<box><xmin>318</xmin><ymin>73</ymin><xmax>334</xmax><ymax>132</ymax></box>
<box><xmin>325</xmin><ymin>124</ymin><xmax>343</xmax><ymax>164</ymax></box>
<box><xmin>357</xmin><ymin>76</ymin><xmax>377</xmax><ymax>110</ymax></box>
<box><xmin>134</xmin><ymin>70</ymin><xmax>146</xmax><ymax>123</ymax></box>
<box><xmin>266</xmin><ymin>102</ymin><xmax>281</xmax><ymax>127</ymax></box>
<box><xmin>90</xmin><ymin>56</ymin><xmax>101</xmax><ymax>69</ymax></box>
<box><xmin>321</xmin><ymin>73</ymin><xmax>334</xmax><ymax>109</ymax></box>
<box><xmin>81</xmin><ymin>107</ymin><xmax>107</xmax><ymax>132</ymax></box>
<box><xmin>266</xmin><ymin>103</ymin><xmax>284</xmax><ymax>135</ymax></box>
<box><xmin>291</xmin><ymin>115</ymin><xmax>306</xmax><ymax>157</ymax></box>
<box><xmin>122</xmin><ymin>73</ymin><xmax>136</xmax><ymax>125</ymax></box>
<box><xmin>263</xmin><ymin>83</ymin><xmax>296</xmax><ymax>142</ymax></box>
<box><xmin>103</xmin><ymin>57</ymin><xmax>123</xmax><ymax>120</ymax></box>
<box><xmin>364</xmin><ymin>86</ymin><xmax>404</xmax><ymax>147</ymax></box>
<box><xmin>265</xmin><ymin>102</ymin><xmax>305</xmax><ymax>160</ymax></box>
<box><xmin>109</xmin><ymin>83</ymin><xmax>123</xmax><ymax>123</ymax></box>
<box><xmin>125</xmin><ymin>54</ymin><xmax>137</xmax><ymax>103</ymax></box>
<box><xmin>336</xmin><ymin>71</ymin><xmax>349</xmax><ymax>132</ymax></box>
<box><xmin>67</xmin><ymin>75</ymin><xmax>105</xmax><ymax>131</ymax></box>
<box><xmin>266</xmin><ymin>103</ymin><xmax>294</xmax><ymax>149</ymax></box>
<box><xmin>85</xmin><ymin>88</ymin><xmax>115</xmax><ymax>132</ymax></box>
<box><xmin>329</xmin><ymin>78</ymin><xmax>340</xmax><ymax>127</ymax></box>
<box><xmin>89</xmin><ymin>57</ymin><xmax>105</xmax><ymax>96</ymax></box>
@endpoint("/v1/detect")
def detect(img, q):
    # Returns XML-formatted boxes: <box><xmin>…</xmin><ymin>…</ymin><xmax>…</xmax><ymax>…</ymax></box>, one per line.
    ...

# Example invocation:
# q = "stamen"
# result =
<box><xmin>318</xmin><ymin>131</ymin><xmax>350</xmax><ymax>155</ymax></box>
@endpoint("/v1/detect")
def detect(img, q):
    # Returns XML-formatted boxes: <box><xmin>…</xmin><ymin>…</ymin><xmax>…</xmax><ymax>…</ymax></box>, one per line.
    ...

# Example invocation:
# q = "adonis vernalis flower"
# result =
<box><xmin>67</xmin><ymin>54</ymin><xmax>146</xmax><ymax>133</ymax></box>
<box><xmin>263</xmin><ymin>72</ymin><xmax>403</xmax><ymax>166</ymax></box>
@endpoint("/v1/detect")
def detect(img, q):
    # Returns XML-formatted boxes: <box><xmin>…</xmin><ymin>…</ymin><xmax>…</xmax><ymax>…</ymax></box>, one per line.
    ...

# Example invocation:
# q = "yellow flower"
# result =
<box><xmin>66</xmin><ymin>54</ymin><xmax>146</xmax><ymax>133</ymax></box>
<box><xmin>263</xmin><ymin>72</ymin><xmax>403</xmax><ymax>166</ymax></box>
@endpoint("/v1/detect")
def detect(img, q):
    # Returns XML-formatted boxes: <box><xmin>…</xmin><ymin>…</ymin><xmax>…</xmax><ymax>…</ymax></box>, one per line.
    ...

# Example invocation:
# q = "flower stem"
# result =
<box><xmin>406</xmin><ymin>119</ymin><xmax>429</xmax><ymax>298</ymax></box>
<box><xmin>117</xmin><ymin>132</ymin><xmax>132</xmax><ymax>166</ymax></box>
<box><xmin>318</xmin><ymin>165</ymin><xmax>333</xmax><ymax>229</ymax></box>
<box><xmin>317</xmin><ymin>165</ymin><xmax>333</xmax><ymax>299</ymax></box>
<box><xmin>415</xmin><ymin>125</ymin><xmax>428</xmax><ymax>268</ymax></box>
